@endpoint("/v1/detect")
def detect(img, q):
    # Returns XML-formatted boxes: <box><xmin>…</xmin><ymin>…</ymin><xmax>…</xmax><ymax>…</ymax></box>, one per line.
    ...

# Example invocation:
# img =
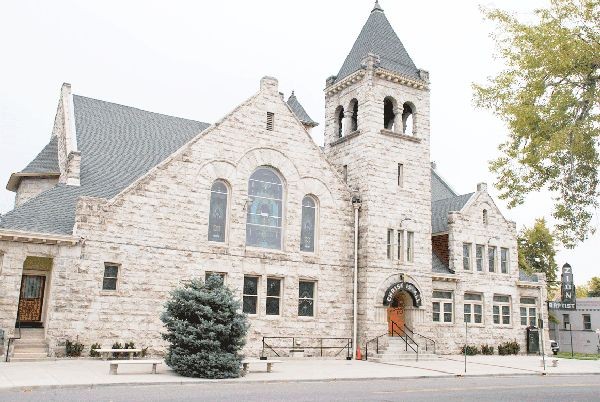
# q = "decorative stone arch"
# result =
<box><xmin>298</xmin><ymin>176</ymin><xmax>335</xmax><ymax>209</ymax></box>
<box><xmin>236</xmin><ymin>147</ymin><xmax>301</xmax><ymax>188</ymax></box>
<box><xmin>383</xmin><ymin>96</ymin><xmax>398</xmax><ymax>131</ymax></box>
<box><xmin>196</xmin><ymin>159</ymin><xmax>237</xmax><ymax>189</ymax></box>
<box><xmin>401</xmin><ymin>101</ymin><xmax>416</xmax><ymax>136</ymax></box>
<box><xmin>334</xmin><ymin>105</ymin><xmax>345</xmax><ymax>138</ymax></box>
<box><xmin>373</xmin><ymin>273</ymin><xmax>425</xmax><ymax>328</ymax></box>
<box><xmin>347</xmin><ymin>98</ymin><xmax>359</xmax><ymax>132</ymax></box>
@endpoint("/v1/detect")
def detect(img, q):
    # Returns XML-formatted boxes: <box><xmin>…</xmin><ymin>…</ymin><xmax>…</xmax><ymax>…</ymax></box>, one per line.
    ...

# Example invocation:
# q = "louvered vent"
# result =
<box><xmin>266</xmin><ymin>112</ymin><xmax>274</xmax><ymax>131</ymax></box>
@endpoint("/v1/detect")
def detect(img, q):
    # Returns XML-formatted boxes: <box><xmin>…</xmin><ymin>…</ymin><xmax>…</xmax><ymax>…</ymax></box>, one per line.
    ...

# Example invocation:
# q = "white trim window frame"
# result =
<box><xmin>463</xmin><ymin>243</ymin><xmax>472</xmax><ymax>271</ymax></box>
<box><xmin>298</xmin><ymin>280</ymin><xmax>316</xmax><ymax>317</ymax></box>
<box><xmin>583</xmin><ymin>314</ymin><xmax>591</xmax><ymax>330</ymax></box>
<box><xmin>397</xmin><ymin>230</ymin><xmax>404</xmax><ymax>262</ymax></box>
<box><xmin>500</xmin><ymin>247</ymin><xmax>509</xmax><ymax>274</ymax></box>
<box><xmin>243</xmin><ymin>276</ymin><xmax>259</xmax><ymax>315</ymax></box>
<box><xmin>493</xmin><ymin>294</ymin><xmax>511</xmax><ymax>325</ymax></box>
<box><xmin>387</xmin><ymin>229</ymin><xmax>394</xmax><ymax>260</ymax></box>
<box><xmin>519</xmin><ymin>297</ymin><xmax>537</xmax><ymax>326</ymax></box>
<box><xmin>488</xmin><ymin>246</ymin><xmax>497</xmax><ymax>273</ymax></box>
<box><xmin>464</xmin><ymin>293</ymin><xmax>483</xmax><ymax>324</ymax></box>
<box><xmin>102</xmin><ymin>263</ymin><xmax>119</xmax><ymax>291</ymax></box>
<box><xmin>475</xmin><ymin>244</ymin><xmax>484</xmax><ymax>272</ymax></box>
<box><xmin>406</xmin><ymin>231</ymin><xmax>414</xmax><ymax>263</ymax></box>
<box><xmin>433</xmin><ymin>290</ymin><xmax>453</xmax><ymax>323</ymax></box>
<box><xmin>266</xmin><ymin>277</ymin><xmax>282</xmax><ymax>316</ymax></box>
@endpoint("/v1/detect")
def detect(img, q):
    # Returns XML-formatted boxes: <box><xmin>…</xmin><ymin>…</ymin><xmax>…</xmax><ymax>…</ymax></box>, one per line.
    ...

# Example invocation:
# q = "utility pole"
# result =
<box><xmin>569</xmin><ymin>323</ymin><xmax>574</xmax><ymax>358</ymax></box>
<box><xmin>464</xmin><ymin>321</ymin><xmax>468</xmax><ymax>373</ymax></box>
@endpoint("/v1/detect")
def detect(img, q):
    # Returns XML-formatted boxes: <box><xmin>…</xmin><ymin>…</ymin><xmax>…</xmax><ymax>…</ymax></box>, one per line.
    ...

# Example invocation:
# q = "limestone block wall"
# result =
<box><xmin>14</xmin><ymin>177</ymin><xmax>59</xmax><ymax>207</ymax></box>
<box><xmin>428</xmin><ymin>188</ymin><xmax>550</xmax><ymax>354</ymax></box>
<box><xmin>44</xmin><ymin>77</ymin><xmax>355</xmax><ymax>357</ymax></box>
<box><xmin>324</xmin><ymin>66</ymin><xmax>432</xmax><ymax>348</ymax></box>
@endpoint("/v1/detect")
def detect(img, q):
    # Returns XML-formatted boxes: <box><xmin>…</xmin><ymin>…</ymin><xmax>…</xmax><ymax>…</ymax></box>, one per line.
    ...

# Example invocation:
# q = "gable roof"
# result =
<box><xmin>21</xmin><ymin>136</ymin><xmax>60</xmax><ymax>174</ymax></box>
<box><xmin>287</xmin><ymin>92</ymin><xmax>318</xmax><ymax>127</ymax></box>
<box><xmin>0</xmin><ymin>96</ymin><xmax>209</xmax><ymax>235</ymax></box>
<box><xmin>431</xmin><ymin>168</ymin><xmax>457</xmax><ymax>202</ymax></box>
<box><xmin>431</xmin><ymin>192</ymin><xmax>474</xmax><ymax>234</ymax></box>
<box><xmin>333</xmin><ymin>2</ymin><xmax>420</xmax><ymax>84</ymax></box>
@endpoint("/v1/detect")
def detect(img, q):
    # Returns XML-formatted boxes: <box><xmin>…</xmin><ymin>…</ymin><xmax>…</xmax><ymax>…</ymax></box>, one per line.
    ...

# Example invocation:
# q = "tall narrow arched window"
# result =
<box><xmin>208</xmin><ymin>180</ymin><xmax>228</xmax><ymax>242</ymax></box>
<box><xmin>384</xmin><ymin>97</ymin><xmax>396</xmax><ymax>130</ymax></box>
<box><xmin>483</xmin><ymin>209</ymin><xmax>488</xmax><ymax>225</ymax></box>
<box><xmin>300</xmin><ymin>195</ymin><xmax>317</xmax><ymax>252</ymax></box>
<box><xmin>402</xmin><ymin>102</ymin><xmax>415</xmax><ymax>135</ymax></box>
<box><xmin>349</xmin><ymin>99</ymin><xmax>358</xmax><ymax>132</ymax></box>
<box><xmin>246</xmin><ymin>167</ymin><xmax>284</xmax><ymax>249</ymax></box>
<box><xmin>336</xmin><ymin>106</ymin><xmax>345</xmax><ymax>138</ymax></box>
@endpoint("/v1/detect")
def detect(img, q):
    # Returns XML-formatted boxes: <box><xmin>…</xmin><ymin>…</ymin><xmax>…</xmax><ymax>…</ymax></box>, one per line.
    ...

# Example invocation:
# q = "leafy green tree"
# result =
<box><xmin>576</xmin><ymin>282</ymin><xmax>590</xmax><ymax>298</ymax></box>
<box><xmin>518</xmin><ymin>218</ymin><xmax>559</xmax><ymax>290</ymax></box>
<box><xmin>585</xmin><ymin>277</ymin><xmax>600</xmax><ymax>297</ymax></box>
<box><xmin>161</xmin><ymin>276</ymin><xmax>248</xmax><ymax>378</ymax></box>
<box><xmin>474</xmin><ymin>0</ymin><xmax>600</xmax><ymax>248</ymax></box>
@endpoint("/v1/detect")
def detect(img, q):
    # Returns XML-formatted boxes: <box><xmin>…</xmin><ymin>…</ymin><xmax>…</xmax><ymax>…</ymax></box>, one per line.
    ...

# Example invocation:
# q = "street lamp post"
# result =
<box><xmin>569</xmin><ymin>323</ymin><xmax>574</xmax><ymax>358</ymax></box>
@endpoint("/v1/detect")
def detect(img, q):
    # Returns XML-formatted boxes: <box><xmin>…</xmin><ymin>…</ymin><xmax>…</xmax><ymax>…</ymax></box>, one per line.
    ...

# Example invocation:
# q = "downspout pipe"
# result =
<box><xmin>352</xmin><ymin>196</ymin><xmax>361</xmax><ymax>359</ymax></box>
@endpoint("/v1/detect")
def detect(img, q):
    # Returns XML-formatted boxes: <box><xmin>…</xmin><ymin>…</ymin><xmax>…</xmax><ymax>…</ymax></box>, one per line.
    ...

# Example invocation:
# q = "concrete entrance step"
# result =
<box><xmin>9</xmin><ymin>357</ymin><xmax>56</xmax><ymax>363</ymax></box>
<box><xmin>17</xmin><ymin>328</ymin><xmax>45</xmax><ymax>340</ymax></box>
<box><xmin>11</xmin><ymin>352</ymin><xmax>49</xmax><ymax>359</ymax></box>
<box><xmin>13</xmin><ymin>346</ymin><xmax>48</xmax><ymax>354</ymax></box>
<box><xmin>370</xmin><ymin>353</ymin><xmax>439</xmax><ymax>362</ymax></box>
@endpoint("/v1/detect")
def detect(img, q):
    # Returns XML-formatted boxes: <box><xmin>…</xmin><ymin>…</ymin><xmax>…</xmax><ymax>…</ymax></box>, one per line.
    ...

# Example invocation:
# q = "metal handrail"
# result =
<box><xmin>5</xmin><ymin>321</ymin><xmax>22</xmax><ymax>362</ymax></box>
<box><xmin>261</xmin><ymin>336</ymin><xmax>352</xmax><ymax>360</ymax></box>
<box><xmin>364</xmin><ymin>332</ymin><xmax>387</xmax><ymax>361</ymax></box>
<box><xmin>404</xmin><ymin>324</ymin><xmax>436</xmax><ymax>354</ymax></box>
<box><xmin>391</xmin><ymin>320</ymin><xmax>418</xmax><ymax>359</ymax></box>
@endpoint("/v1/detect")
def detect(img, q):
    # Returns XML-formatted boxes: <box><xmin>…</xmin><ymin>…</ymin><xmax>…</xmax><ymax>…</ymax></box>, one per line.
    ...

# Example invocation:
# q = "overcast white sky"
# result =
<box><xmin>0</xmin><ymin>0</ymin><xmax>597</xmax><ymax>284</ymax></box>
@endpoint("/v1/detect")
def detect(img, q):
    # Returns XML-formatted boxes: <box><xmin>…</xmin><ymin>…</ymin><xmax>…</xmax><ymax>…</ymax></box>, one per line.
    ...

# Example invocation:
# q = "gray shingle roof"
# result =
<box><xmin>519</xmin><ymin>270</ymin><xmax>539</xmax><ymax>282</ymax></box>
<box><xmin>0</xmin><ymin>95</ymin><xmax>209</xmax><ymax>235</ymax></box>
<box><xmin>333</xmin><ymin>3</ymin><xmax>420</xmax><ymax>84</ymax></box>
<box><xmin>287</xmin><ymin>92</ymin><xmax>318</xmax><ymax>127</ymax></box>
<box><xmin>431</xmin><ymin>169</ymin><xmax>457</xmax><ymax>202</ymax></box>
<box><xmin>21</xmin><ymin>136</ymin><xmax>60</xmax><ymax>174</ymax></box>
<box><xmin>431</xmin><ymin>193</ymin><xmax>474</xmax><ymax>234</ymax></box>
<box><xmin>432</xmin><ymin>252</ymin><xmax>453</xmax><ymax>274</ymax></box>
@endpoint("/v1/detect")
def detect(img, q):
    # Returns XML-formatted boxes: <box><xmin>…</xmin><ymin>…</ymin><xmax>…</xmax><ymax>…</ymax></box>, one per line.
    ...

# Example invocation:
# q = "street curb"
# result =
<box><xmin>2</xmin><ymin>371</ymin><xmax>600</xmax><ymax>393</ymax></box>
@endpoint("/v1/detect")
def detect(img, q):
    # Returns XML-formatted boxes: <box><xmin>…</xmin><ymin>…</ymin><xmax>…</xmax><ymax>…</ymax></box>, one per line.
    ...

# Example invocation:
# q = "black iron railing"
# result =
<box><xmin>5</xmin><ymin>321</ymin><xmax>21</xmax><ymax>362</ymax></box>
<box><xmin>364</xmin><ymin>332</ymin><xmax>387</xmax><ymax>361</ymax></box>
<box><xmin>390</xmin><ymin>320</ymin><xmax>419</xmax><ymax>358</ymax></box>
<box><xmin>261</xmin><ymin>336</ymin><xmax>352</xmax><ymax>360</ymax></box>
<box><xmin>404</xmin><ymin>324</ymin><xmax>436</xmax><ymax>354</ymax></box>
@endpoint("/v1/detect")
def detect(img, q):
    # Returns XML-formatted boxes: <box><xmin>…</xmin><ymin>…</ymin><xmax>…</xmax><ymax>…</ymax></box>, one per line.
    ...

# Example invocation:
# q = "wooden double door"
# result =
<box><xmin>17</xmin><ymin>275</ymin><xmax>46</xmax><ymax>327</ymax></box>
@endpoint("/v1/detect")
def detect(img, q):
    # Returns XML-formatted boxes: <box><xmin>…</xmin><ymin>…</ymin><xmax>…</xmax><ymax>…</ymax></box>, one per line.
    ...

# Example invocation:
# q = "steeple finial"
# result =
<box><xmin>372</xmin><ymin>0</ymin><xmax>383</xmax><ymax>13</ymax></box>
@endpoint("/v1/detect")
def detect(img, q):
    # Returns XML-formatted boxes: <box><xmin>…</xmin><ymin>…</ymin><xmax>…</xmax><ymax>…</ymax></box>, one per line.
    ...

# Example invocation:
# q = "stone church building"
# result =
<box><xmin>0</xmin><ymin>3</ymin><xmax>549</xmax><ymax>360</ymax></box>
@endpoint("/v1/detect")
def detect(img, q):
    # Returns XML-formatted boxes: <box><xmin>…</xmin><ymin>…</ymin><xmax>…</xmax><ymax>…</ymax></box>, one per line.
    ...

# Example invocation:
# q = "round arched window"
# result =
<box><xmin>208</xmin><ymin>180</ymin><xmax>228</xmax><ymax>242</ymax></box>
<box><xmin>300</xmin><ymin>195</ymin><xmax>317</xmax><ymax>252</ymax></box>
<box><xmin>246</xmin><ymin>167</ymin><xmax>284</xmax><ymax>249</ymax></box>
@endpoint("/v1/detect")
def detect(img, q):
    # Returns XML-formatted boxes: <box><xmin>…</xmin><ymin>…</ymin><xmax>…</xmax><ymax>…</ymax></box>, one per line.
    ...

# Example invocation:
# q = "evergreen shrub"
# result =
<box><xmin>460</xmin><ymin>345</ymin><xmax>479</xmax><ymax>355</ymax></box>
<box><xmin>480</xmin><ymin>344</ymin><xmax>494</xmax><ymax>355</ymax></box>
<box><xmin>161</xmin><ymin>276</ymin><xmax>248</xmax><ymax>378</ymax></box>
<box><xmin>65</xmin><ymin>339</ymin><xmax>84</xmax><ymax>357</ymax></box>
<box><xmin>498</xmin><ymin>340</ymin><xmax>520</xmax><ymax>355</ymax></box>
<box><xmin>90</xmin><ymin>342</ymin><xmax>101</xmax><ymax>357</ymax></box>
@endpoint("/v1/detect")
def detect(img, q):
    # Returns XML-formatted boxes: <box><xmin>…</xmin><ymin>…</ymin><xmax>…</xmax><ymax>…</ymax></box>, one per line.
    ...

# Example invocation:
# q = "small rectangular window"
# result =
<box><xmin>433</xmin><ymin>290</ymin><xmax>453</xmax><ymax>323</ymax></box>
<box><xmin>397</xmin><ymin>163</ymin><xmax>404</xmax><ymax>187</ymax></box>
<box><xmin>266</xmin><ymin>112</ymin><xmax>274</xmax><ymax>131</ymax></box>
<box><xmin>397</xmin><ymin>230</ymin><xmax>404</xmax><ymax>261</ymax></box>
<box><xmin>476</xmin><ymin>245</ymin><xmax>484</xmax><ymax>271</ymax></box>
<box><xmin>463</xmin><ymin>243</ymin><xmax>472</xmax><ymax>270</ymax></box>
<box><xmin>488</xmin><ymin>246</ymin><xmax>497</xmax><ymax>273</ymax></box>
<box><xmin>266</xmin><ymin>277</ymin><xmax>282</xmax><ymax>316</ymax></box>
<box><xmin>243</xmin><ymin>276</ymin><xmax>259</xmax><ymax>314</ymax></box>
<box><xmin>102</xmin><ymin>264</ymin><xmax>119</xmax><ymax>291</ymax></box>
<box><xmin>583</xmin><ymin>314</ymin><xmax>591</xmax><ymax>330</ymax></box>
<box><xmin>500</xmin><ymin>248</ymin><xmax>509</xmax><ymax>273</ymax></box>
<box><xmin>563</xmin><ymin>314</ymin><xmax>570</xmax><ymax>329</ymax></box>
<box><xmin>519</xmin><ymin>298</ymin><xmax>537</xmax><ymax>326</ymax></box>
<box><xmin>343</xmin><ymin>165</ymin><xmax>348</xmax><ymax>183</ymax></box>
<box><xmin>493</xmin><ymin>294</ymin><xmax>511</xmax><ymax>325</ymax></box>
<box><xmin>298</xmin><ymin>281</ymin><xmax>315</xmax><ymax>317</ymax></box>
<box><xmin>406</xmin><ymin>231</ymin><xmax>414</xmax><ymax>262</ymax></box>
<box><xmin>387</xmin><ymin>229</ymin><xmax>394</xmax><ymax>259</ymax></box>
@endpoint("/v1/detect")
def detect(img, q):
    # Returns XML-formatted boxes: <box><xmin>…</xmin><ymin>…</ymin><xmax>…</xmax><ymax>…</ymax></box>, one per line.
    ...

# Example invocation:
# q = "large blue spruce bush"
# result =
<box><xmin>161</xmin><ymin>275</ymin><xmax>248</xmax><ymax>378</ymax></box>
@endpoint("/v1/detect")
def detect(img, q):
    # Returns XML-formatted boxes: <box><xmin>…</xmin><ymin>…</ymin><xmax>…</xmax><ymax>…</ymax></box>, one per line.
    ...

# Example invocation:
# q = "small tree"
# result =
<box><xmin>161</xmin><ymin>276</ymin><xmax>248</xmax><ymax>378</ymax></box>
<box><xmin>518</xmin><ymin>218</ymin><xmax>559</xmax><ymax>292</ymax></box>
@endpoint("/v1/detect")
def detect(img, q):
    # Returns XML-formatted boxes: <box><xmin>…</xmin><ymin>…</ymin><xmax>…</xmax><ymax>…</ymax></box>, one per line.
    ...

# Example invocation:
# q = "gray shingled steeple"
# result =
<box><xmin>333</xmin><ymin>1</ymin><xmax>419</xmax><ymax>84</ymax></box>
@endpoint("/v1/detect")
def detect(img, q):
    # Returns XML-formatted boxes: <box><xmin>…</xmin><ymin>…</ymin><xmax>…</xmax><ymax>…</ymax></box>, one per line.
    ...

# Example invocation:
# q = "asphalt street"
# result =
<box><xmin>1</xmin><ymin>375</ymin><xmax>599</xmax><ymax>401</ymax></box>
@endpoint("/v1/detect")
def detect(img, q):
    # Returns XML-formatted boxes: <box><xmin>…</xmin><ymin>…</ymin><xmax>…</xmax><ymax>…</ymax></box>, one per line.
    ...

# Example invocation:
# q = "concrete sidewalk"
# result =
<box><xmin>0</xmin><ymin>355</ymin><xmax>598</xmax><ymax>391</ymax></box>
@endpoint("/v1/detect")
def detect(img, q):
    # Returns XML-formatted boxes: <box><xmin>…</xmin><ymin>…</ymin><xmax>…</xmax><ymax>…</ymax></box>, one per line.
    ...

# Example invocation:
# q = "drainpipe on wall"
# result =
<box><xmin>352</xmin><ymin>196</ymin><xmax>362</xmax><ymax>359</ymax></box>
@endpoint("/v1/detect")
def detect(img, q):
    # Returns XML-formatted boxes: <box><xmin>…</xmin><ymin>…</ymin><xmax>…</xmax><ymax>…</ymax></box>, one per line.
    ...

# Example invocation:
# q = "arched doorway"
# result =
<box><xmin>387</xmin><ymin>293</ymin><xmax>405</xmax><ymax>335</ymax></box>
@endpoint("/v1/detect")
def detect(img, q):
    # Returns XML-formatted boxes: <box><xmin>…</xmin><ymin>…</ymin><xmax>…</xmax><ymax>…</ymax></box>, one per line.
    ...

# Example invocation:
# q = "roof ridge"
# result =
<box><xmin>432</xmin><ymin>192</ymin><xmax>474</xmax><ymax>203</ymax></box>
<box><xmin>73</xmin><ymin>94</ymin><xmax>209</xmax><ymax>126</ymax></box>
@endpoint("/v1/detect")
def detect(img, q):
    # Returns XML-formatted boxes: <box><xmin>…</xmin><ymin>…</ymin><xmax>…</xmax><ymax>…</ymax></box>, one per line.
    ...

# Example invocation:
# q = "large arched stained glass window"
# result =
<box><xmin>208</xmin><ymin>180</ymin><xmax>228</xmax><ymax>242</ymax></box>
<box><xmin>300</xmin><ymin>195</ymin><xmax>317</xmax><ymax>252</ymax></box>
<box><xmin>246</xmin><ymin>167</ymin><xmax>283</xmax><ymax>249</ymax></box>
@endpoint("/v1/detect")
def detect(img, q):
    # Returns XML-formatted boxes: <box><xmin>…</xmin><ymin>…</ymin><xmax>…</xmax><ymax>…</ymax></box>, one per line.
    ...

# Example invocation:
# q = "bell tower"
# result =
<box><xmin>324</xmin><ymin>1</ymin><xmax>433</xmax><ymax>342</ymax></box>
